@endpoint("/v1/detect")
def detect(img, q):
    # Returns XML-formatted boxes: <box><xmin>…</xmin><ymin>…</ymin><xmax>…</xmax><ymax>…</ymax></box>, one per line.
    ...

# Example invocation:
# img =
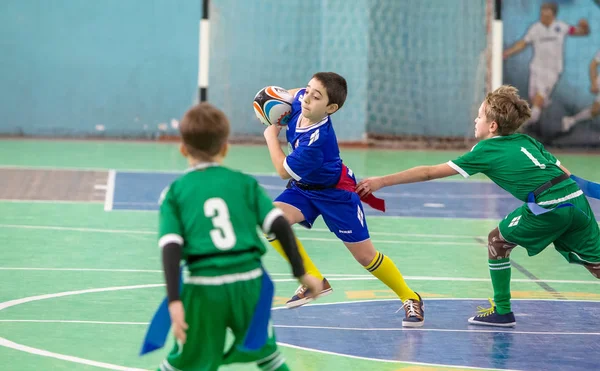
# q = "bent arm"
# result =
<box><xmin>265</xmin><ymin>136</ymin><xmax>291</xmax><ymax>179</ymax></box>
<box><xmin>503</xmin><ymin>40</ymin><xmax>527</xmax><ymax>59</ymax></box>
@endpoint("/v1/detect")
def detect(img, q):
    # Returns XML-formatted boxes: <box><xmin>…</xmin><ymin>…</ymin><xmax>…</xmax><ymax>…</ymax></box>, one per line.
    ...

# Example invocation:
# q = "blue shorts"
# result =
<box><xmin>275</xmin><ymin>185</ymin><xmax>370</xmax><ymax>243</ymax></box>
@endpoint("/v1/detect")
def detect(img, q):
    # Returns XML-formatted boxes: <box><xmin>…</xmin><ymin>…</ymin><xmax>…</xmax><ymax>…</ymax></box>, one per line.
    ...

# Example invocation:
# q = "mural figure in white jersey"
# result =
<box><xmin>503</xmin><ymin>2</ymin><xmax>589</xmax><ymax>128</ymax></box>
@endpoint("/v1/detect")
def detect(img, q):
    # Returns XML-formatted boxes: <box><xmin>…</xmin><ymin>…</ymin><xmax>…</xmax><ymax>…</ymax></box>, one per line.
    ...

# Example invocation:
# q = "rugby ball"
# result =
<box><xmin>253</xmin><ymin>86</ymin><xmax>293</xmax><ymax>126</ymax></box>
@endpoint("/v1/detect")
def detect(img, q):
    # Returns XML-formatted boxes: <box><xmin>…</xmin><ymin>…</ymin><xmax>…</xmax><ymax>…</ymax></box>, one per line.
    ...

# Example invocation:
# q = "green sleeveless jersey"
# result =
<box><xmin>448</xmin><ymin>134</ymin><xmax>579</xmax><ymax>203</ymax></box>
<box><xmin>158</xmin><ymin>163</ymin><xmax>282</xmax><ymax>275</ymax></box>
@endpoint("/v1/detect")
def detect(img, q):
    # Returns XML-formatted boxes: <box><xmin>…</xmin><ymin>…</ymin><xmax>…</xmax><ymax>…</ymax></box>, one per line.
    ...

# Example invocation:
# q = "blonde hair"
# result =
<box><xmin>484</xmin><ymin>85</ymin><xmax>532</xmax><ymax>135</ymax></box>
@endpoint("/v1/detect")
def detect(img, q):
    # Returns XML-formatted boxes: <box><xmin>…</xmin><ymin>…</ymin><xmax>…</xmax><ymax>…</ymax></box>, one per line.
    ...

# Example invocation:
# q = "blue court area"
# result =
<box><xmin>108</xmin><ymin>170</ymin><xmax>600</xmax><ymax>370</ymax></box>
<box><xmin>272</xmin><ymin>299</ymin><xmax>600</xmax><ymax>371</ymax></box>
<box><xmin>112</xmin><ymin>171</ymin><xmax>600</xmax><ymax>219</ymax></box>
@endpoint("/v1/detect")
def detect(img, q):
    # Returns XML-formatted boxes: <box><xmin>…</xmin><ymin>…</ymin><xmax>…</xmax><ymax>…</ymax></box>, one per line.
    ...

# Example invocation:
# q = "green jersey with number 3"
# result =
<box><xmin>158</xmin><ymin>163</ymin><xmax>283</xmax><ymax>275</ymax></box>
<box><xmin>448</xmin><ymin>134</ymin><xmax>579</xmax><ymax>203</ymax></box>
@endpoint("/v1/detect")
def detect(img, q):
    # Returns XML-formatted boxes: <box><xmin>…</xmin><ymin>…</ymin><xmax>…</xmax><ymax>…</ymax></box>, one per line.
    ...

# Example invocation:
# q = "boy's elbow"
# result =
<box><xmin>423</xmin><ymin>167</ymin><xmax>435</xmax><ymax>181</ymax></box>
<box><xmin>278</xmin><ymin>168</ymin><xmax>290</xmax><ymax>179</ymax></box>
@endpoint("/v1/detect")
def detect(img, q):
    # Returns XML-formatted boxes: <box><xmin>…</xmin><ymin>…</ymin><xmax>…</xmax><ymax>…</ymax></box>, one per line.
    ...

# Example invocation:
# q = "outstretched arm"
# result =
<box><xmin>356</xmin><ymin>163</ymin><xmax>459</xmax><ymax>197</ymax></box>
<box><xmin>503</xmin><ymin>40</ymin><xmax>527</xmax><ymax>60</ymax></box>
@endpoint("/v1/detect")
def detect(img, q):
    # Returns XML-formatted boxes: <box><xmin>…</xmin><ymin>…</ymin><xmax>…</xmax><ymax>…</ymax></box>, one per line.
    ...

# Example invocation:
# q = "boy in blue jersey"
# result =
<box><xmin>263</xmin><ymin>72</ymin><xmax>424</xmax><ymax>327</ymax></box>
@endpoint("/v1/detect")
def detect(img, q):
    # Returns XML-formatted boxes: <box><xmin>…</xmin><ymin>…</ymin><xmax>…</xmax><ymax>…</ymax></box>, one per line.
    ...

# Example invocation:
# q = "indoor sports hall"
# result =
<box><xmin>1</xmin><ymin>1</ymin><xmax>600</xmax><ymax>371</ymax></box>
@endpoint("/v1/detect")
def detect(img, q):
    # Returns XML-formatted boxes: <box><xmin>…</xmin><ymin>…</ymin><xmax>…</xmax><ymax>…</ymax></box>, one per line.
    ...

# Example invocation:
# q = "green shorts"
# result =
<box><xmin>158</xmin><ymin>269</ymin><xmax>283</xmax><ymax>371</ymax></box>
<box><xmin>498</xmin><ymin>194</ymin><xmax>600</xmax><ymax>265</ymax></box>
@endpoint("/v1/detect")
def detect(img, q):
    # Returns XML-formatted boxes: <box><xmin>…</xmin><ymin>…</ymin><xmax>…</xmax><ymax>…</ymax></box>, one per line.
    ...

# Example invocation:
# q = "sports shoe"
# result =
<box><xmin>401</xmin><ymin>292</ymin><xmax>424</xmax><ymax>328</ymax></box>
<box><xmin>285</xmin><ymin>278</ymin><xmax>332</xmax><ymax>309</ymax></box>
<box><xmin>468</xmin><ymin>299</ymin><xmax>516</xmax><ymax>327</ymax></box>
<box><xmin>562</xmin><ymin>116</ymin><xmax>576</xmax><ymax>132</ymax></box>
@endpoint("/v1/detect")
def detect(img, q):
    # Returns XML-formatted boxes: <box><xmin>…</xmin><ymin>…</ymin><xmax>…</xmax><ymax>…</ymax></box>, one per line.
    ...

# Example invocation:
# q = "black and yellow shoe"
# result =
<box><xmin>468</xmin><ymin>299</ymin><xmax>516</xmax><ymax>327</ymax></box>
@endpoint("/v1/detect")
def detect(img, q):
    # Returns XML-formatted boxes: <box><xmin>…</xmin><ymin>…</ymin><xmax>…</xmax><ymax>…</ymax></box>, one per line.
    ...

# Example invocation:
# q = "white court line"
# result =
<box><xmin>0</xmin><ymin>284</ymin><xmax>163</xmax><ymax>311</ymax></box>
<box><xmin>0</xmin><ymin>320</ymin><xmax>148</xmax><ymax>325</ymax></box>
<box><xmin>110</xmin><ymin>189</ymin><xmax>513</xmax><ymax>201</ymax></box>
<box><xmin>260</xmin><ymin>184</ymin><xmax>285</xmax><ymax>191</ymax></box>
<box><xmin>0</xmin><ymin>267</ymin><xmax>598</xmax><ymax>285</ymax></box>
<box><xmin>104</xmin><ymin>170</ymin><xmax>116</xmax><ymax>211</ymax></box>
<box><xmin>0</xmin><ymin>284</ymin><xmax>163</xmax><ymax>370</ymax></box>
<box><xmin>105</xmin><ymin>207</ymin><xmax>518</xmax><ymax>222</ymax></box>
<box><xmin>112</xmin><ymin>202</ymin><xmax>158</xmax><ymax>206</ymax></box>
<box><xmin>296</xmin><ymin>237</ymin><xmax>482</xmax><ymax>246</ymax></box>
<box><xmin>94</xmin><ymin>185</ymin><xmax>107</xmax><ymax>190</ymax></box>
<box><xmin>0</xmin><ymin>224</ymin><xmax>485</xmax><ymax>245</ymax></box>
<box><xmin>0</xmin><ymin>165</ymin><xmax>279</xmax><ymax>177</ymax></box>
<box><xmin>0</xmin><ymin>224</ymin><xmax>155</xmax><ymax>235</ymax></box>
<box><xmin>3</xmin><ymin>320</ymin><xmax>596</xmax><ymax>337</ymax></box>
<box><xmin>274</xmin><ymin>324</ymin><xmax>600</xmax><ymax>336</ymax></box>
<box><xmin>0</xmin><ymin>338</ymin><xmax>147</xmax><ymax>371</ymax></box>
<box><xmin>0</xmin><ymin>267</ymin><xmax>162</xmax><ymax>273</ymax></box>
<box><xmin>0</xmin><ymin>287</ymin><xmax>596</xmax><ymax>371</ymax></box>
<box><xmin>277</xmin><ymin>342</ymin><xmax>522</xmax><ymax>371</ymax></box>
<box><xmin>370</xmin><ymin>192</ymin><xmax>513</xmax><ymax>199</ymax></box>
<box><xmin>273</xmin><ymin>276</ymin><xmax>600</xmax><ymax>285</ymax></box>
<box><xmin>0</xmin><ymin>199</ymin><xmax>104</xmax><ymax>204</ymax></box>
<box><xmin>305</xmin><ymin>228</ymin><xmax>479</xmax><ymax>239</ymax></box>
<box><xmin>272</xmin><ymin>298</ymin><xmax>600</xmax><ymax>311</ymax></box>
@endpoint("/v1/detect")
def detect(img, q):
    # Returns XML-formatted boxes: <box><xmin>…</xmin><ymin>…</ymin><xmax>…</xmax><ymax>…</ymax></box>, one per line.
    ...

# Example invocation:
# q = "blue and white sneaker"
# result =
<box><xmin>468</xmin><ymin>299</ymin><xmax>516</xmax><ymax>327</ymax></box>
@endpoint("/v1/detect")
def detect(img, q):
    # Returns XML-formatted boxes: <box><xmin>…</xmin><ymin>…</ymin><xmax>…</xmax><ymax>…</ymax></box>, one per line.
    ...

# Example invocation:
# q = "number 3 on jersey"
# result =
<box><xmin>521</xmin><ymin>147</ymin><xmax>546</xmax><ymax>169</ymax></box>
<box><xmin>204</xmin><ymin>198</ymin><xmax>236</xmax><ymax>250</ymax></box>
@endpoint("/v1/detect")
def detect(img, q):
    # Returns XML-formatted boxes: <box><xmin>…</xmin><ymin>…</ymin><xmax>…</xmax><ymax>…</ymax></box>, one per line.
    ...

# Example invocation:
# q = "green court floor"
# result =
<box><xmin>0</xmin><ymin>139</ymin><xmax>599</xmax><ymax>371</ymax></box>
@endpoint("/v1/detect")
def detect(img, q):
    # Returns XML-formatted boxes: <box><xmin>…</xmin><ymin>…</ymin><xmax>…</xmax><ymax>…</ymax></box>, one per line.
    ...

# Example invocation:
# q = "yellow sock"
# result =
<box><xmin>365</xmin><ymin>251</ymin><xmax>418</xmax><ymax>302</ymax></box>
<box><xmin>267</xmin><ymin>236</ymin><xmax>324</xmax><ymax>280</ymax></box>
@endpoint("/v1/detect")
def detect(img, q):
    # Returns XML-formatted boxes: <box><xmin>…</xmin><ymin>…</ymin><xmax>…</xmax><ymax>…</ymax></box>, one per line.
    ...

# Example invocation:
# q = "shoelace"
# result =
<box><xmin>294</xmin><ymin>285</ymin><xmax>307</xmax><ymax>296</ymax></box>
<box><xmin>475</xmin><ymin>298</ymin><xmax>496</xmax><ymax>317</ymax></box>
<box><xmin>399</xmin><ymin>299</ymin><xmax>421</xmax><ymax>317</ymax></box>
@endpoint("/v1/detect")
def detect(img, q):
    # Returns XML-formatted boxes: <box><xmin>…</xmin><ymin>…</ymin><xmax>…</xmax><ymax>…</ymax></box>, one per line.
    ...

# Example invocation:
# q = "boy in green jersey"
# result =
<box><xmin>356</xmin><ymin>85</ymin><xmax>600</xmax><ymax>327</ymax></box>
<box><xmin>158</xmin><ymin>102</ymin><xmax>322</xmax><ymax>370</ymax></box>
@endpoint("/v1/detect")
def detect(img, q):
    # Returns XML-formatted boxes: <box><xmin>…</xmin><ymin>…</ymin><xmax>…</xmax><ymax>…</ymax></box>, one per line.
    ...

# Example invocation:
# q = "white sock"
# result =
<box><xmin>527</xmin><ymin>106</ymin><xmax>541</xmax><ymax>125</ymax></box>
<box><xmin>572</xmin><ymin>107</ymin><xmax>592</xmax><ymax>123</ymax></box>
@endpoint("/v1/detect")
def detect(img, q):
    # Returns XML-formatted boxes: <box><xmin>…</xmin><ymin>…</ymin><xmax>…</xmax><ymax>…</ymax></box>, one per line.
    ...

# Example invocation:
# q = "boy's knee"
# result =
<box><xmin>273</xmin><ymin>202</ymin><xmax>304</xmax><ymax>224</ymax></box>
<box><xmin>344</xmin><ymin>240</ymin><xmax>377</xmax><ymax>266</ymax></box>
<box><xmin>355</xmin><ymin>250</ymin><xmax>376</xmax><ymax>266</ymax></box>
<box><xmin>488</xmin><ymin>228</ymin><xmax>516</xmax><ymax>260</ymax></box>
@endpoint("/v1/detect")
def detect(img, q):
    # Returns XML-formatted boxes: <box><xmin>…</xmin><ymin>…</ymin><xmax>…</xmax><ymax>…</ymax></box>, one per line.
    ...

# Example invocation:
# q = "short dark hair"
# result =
<box><xmin>312</xmin><ymin>72</ymin><xmax>348</xmax><ymax>111</ymax></box>
<box><xmin>179</xmin><ymin>102</ymin><xmax>229</xmax><ymax>159</ymax></box>
<box><xmin>541</xmin><ymin>2</ymin><xmax>558</xmax><ymax>15</ymax></box>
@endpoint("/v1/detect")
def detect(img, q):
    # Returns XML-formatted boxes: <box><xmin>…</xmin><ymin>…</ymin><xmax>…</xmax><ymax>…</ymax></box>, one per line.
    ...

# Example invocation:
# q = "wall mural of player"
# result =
<box><xmin>503</xmin><ymin>0</ymin><xmax>600</xmax><ymax>147</ymax></box>
<box><xmin>503</xmin><ymin>2</ymin><xmax>589</xmax><ymax>131</ymax></box>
